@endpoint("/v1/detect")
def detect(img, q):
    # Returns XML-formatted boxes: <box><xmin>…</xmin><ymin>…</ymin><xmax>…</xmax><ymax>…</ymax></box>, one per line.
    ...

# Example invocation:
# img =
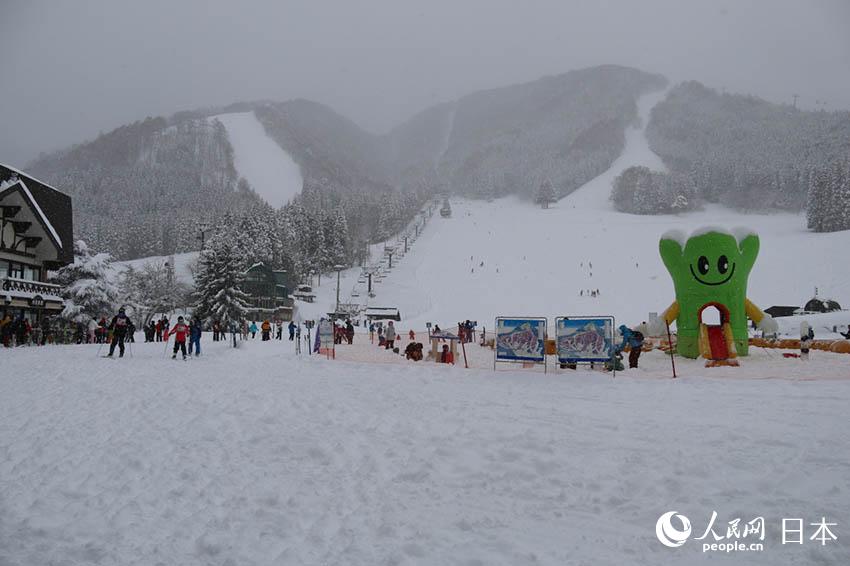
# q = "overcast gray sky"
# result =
<box><xmin>2</xmin><ymin>0</ymin><xmax>849</xmax><ymax>166</ymax></box>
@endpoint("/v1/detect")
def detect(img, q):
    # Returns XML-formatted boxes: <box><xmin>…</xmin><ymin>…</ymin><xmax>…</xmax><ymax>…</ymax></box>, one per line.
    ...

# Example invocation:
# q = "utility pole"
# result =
<box><xmin>334</xmin><ymin>265</ymin><xmax>344</xmax><ymax>313</ymax></box>
<box><xmin>792</xmin><ymin>94</ymin><xmax>799</xmax><ymax>109</ymax></box>
<box><xmin>404</xmin><ymin>236</ymin><xmax>408</xmax><ymax>254</ymax></box>
<box><xmin>388</xmin><ymin>250</ymin><xmax>394</xmax><ymax>269</ymax></box>
<box><xmin>198</xmin><ymin>221</ymin><xmax>209</xmax><ymax>250</ymax></box>
<box><xmin>367</xmin><ymin>272</ymin><xmax>372</xmax><ymax>294</ymax></box>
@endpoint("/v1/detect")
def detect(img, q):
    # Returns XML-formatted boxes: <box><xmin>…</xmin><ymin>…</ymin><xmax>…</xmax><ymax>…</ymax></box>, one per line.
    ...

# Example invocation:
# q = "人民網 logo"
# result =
<box><xmin>656</xmin><ymin>511</ymin><xmax>692</xmax><ymax>548</ymax></box>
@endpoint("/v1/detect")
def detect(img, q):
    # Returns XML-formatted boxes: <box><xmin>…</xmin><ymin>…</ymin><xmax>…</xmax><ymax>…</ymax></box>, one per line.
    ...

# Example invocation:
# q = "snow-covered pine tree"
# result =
<box><xmin>193</xmin><ymin>234</ymin><xmax>250</xmax><ymax>324</ymax></box>
<box><xmin>53</xmin><ymin>240</ymin><xmax>120</xmax><ymax>324</ymax></box>
<box><xmin>535</xmin><ymin>179</ymin><xmax>556</xmax><ymax>209</ymax></box>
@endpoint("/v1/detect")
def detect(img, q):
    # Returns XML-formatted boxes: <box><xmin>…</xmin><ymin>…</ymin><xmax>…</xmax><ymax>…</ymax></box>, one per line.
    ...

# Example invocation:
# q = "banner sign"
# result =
<box><xmin>318</xmin><ymin>319</ymin><xmax>335</xmax><ymax>355</ymax></box>
<box><xmin>555</xmin><ymin>316</ymin><xmax>615</xmax><ymax>363</ymax></box>
<box><xmin>495</xmin><ymin>317</ymin><xmax>546</xmax><ymax>362</ymax></box>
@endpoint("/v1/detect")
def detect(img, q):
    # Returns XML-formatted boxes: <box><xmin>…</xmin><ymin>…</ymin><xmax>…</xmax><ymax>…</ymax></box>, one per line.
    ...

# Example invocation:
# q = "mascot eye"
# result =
<box><xmin>697</xmin><ymin>256</ymin><xmax>710</xmax><ymax>275</ymax></box>
<box><xmin>717</xmin><ymin>255</ymin><xmax>729</xmax><ymax>274</ymax></box>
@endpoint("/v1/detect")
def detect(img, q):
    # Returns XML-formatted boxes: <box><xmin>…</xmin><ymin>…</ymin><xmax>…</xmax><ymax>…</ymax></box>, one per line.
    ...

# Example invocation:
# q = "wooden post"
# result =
<box><xmin>460</xmin><ymin>336</ymin><xmax>468</xmax><ymax>368</ymax></box>
<box><xmin>666</xmin><ymin>321</ymin><xmax>677</xmax><ymax>379</ymax></box>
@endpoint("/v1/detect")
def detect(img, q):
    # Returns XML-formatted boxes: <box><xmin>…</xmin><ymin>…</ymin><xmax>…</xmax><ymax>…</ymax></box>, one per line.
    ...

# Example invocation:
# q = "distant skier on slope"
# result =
<box><xmin>106</xmin><ymin>307</ymin><xmax>133</xmax><ymax>357</ymax></box>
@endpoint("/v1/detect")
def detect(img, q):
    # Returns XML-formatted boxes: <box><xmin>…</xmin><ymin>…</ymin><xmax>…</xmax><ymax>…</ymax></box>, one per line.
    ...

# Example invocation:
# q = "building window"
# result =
<box><xmin>0</xmin><ymin>259</ymin><xmax>9</xmax><ymax>277</ymax></box>
<box><xmin>24</xmin><ymin>264</ymin><xmax>39</xmax><ymax>281</ymax></box>
<box><xmin>9</xmin><ymin>262</ymin><xmax>23</xmax><ymax>279</ymax></box>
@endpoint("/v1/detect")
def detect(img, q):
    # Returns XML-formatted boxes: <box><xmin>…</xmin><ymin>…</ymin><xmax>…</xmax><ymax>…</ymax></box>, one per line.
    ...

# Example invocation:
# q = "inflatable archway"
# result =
<box><xmin>656</xmin><ymin>227</ymin><xmax>777</xmax><ymax>361</ymax></box>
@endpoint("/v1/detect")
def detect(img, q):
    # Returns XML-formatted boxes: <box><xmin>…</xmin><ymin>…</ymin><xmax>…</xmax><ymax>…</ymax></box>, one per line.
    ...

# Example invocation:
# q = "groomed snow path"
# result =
<box><xmin>212</xmin><ymin>112</ymin><xmax>303</xmax><ymax>208</ymax></box>
<box><xmin>1</xmin><ymin>339</ymin><xmax>848</xmax><ymax>565</ymax></box>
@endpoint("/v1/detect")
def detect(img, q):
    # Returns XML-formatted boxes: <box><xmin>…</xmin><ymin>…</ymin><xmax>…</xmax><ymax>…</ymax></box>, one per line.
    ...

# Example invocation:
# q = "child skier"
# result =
<box><xmin>167</xmin><ymin>316</ymin><xmax>190</xmax><ymax>360</ymax></box>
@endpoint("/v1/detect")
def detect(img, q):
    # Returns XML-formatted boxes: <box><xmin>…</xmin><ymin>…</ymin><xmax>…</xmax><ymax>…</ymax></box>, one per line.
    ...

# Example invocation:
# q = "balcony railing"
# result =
<box><xmin>2</xmin><ymin>277</ymin><xmax>62</xmax><ymax>297</ymax></box>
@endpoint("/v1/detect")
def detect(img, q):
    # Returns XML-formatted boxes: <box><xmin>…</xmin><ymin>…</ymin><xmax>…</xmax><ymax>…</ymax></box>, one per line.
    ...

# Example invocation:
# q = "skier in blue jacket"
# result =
<box><xmin>616</xmin><ymin>324</ymin><xmax>645</xmax><ymax>369</ymax></box>
<box><xmin>188</xmin><ymin>318</ymin><xmax>203</xmax><ymax>356</ymax></box>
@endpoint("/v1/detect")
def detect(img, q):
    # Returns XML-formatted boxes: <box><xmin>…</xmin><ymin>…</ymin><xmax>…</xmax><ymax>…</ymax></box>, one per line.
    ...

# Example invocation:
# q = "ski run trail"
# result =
<box><xmin>317</xmin><ymin>89</ymin><xmax>850</xmax><ymax>340</ymax></box>
<box><xmin>4</xmin><ymin>90</ymin><xmax>848</xmax><ymax>565</ymax></box>
<box><xmin>211</xmin><ymin>112</ymin><xmax>303</xmax><ymax>208</ymax></box>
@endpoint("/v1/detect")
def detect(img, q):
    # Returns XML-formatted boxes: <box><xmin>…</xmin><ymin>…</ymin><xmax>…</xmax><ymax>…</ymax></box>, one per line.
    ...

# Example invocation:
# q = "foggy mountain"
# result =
<box><xmin>610</xmin><ymin>81</ymin><xmax>850</xmax><ymax>221</ymax></box>
<box><xmin>24</xmin><ymin>65</ymin><xmax>850</xmax><ymax>260</ymax></box>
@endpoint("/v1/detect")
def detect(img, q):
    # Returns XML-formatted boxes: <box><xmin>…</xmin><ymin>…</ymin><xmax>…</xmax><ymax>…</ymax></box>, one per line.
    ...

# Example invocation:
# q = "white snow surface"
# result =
<box><xmin>1</xmin><ymin>338</ymin><xmax>848</xmax><ymax>565</ymax></box>
<box><xmin>212</xmin><ymin>111</ymin><xmax>303</xmax><ymax>208</ymax></box>
<box><xmin>112</xmin><ymin>251</ymin><xmax>200</xmax><ymax>285</ymax></box>
<box><xmin>4</xmin><ymin>90</ymin><xmax>850</xmax><ymax>565</ymax></box>
<box><xmin>316</xmin><ymin>90</ymin><xmax>850</xmax><ymax>336</ymax></box>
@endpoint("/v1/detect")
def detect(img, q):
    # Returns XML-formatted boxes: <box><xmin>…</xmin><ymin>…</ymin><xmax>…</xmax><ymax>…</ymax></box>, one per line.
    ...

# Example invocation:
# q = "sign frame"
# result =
<box><xmin>494</xmin><ymin>316</ymin><xmax>548</xmax><ymax>372</ymax></box>
<box><xmin>554</xmin><ymin>316</ymin><xmax>616</xmax><ymax>375</ymax></box>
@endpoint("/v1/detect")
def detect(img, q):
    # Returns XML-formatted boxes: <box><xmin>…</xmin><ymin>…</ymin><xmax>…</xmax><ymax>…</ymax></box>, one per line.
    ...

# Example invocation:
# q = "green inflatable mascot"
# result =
<box><xmin>655</xmin><ymin>228</ymin><xmax>777</xmax><ymax>361</ymax></box>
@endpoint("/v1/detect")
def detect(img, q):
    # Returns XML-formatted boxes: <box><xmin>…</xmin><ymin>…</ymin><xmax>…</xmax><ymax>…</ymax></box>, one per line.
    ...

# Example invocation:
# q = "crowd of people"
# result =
<box><xmin>0</xmin><ymin>313</ymin><xmax>131</xmax><ymax>347</ymax></box>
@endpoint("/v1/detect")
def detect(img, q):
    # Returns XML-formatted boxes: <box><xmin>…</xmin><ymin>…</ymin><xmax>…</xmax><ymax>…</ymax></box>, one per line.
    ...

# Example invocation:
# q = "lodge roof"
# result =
<box><xmin>0</xmin><ymin>164</ymin><xmax>73</xmax><ymax>266</ymax></box>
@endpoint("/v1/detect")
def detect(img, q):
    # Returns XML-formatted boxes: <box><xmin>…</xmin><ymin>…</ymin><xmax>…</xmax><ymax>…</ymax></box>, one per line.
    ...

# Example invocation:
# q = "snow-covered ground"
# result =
<box><xmin>112</xmin><ymin>250</ymin><xmax>200</xmax><ymax>284</ymax></box>
<box><xmin>1</xmin><ymin>338</ymin><xmax>847</xmax><ymax>565</ymax></box>
<box><xmin>4</xmin><ymin>90</ymin><xmax>850</xmax><ymax>566</ymax></box>
<box><xmin>212</xmin><ymin>111</ymin><xmax>303</xmax><ymax>208</ymax></box>
<box><xmin>316</xmin><ymin>91</ymin><xmax>850</xmax><ymax>341</ymax></box>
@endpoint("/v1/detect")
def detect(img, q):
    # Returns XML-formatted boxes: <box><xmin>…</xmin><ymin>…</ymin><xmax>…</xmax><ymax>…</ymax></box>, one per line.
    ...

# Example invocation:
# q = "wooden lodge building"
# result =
<box><xmin>0</xmin><ymin>164</ymin><xmax>73</xmax><ymax>323</ymax></box>
<box><xmin>242</xmin><ymin>262</ymin><xmax>294</xmax><ymax>322</ymax></box>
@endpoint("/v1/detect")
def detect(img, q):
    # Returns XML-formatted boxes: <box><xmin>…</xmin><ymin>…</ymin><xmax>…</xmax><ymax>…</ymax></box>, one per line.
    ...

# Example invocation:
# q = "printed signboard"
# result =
<box><xmin>495</xmin><ymin>317</ymin><xmax>546</xmax><ymax>362</ymax></box>
<box><xmin>555</xmin><ymin>317</ymin><xmax>615</xmax><ymax>363</ymax></box>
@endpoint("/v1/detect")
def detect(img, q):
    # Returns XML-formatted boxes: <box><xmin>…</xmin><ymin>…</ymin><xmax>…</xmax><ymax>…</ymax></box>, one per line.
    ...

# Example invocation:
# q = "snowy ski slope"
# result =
<box><xmin>319</xmin><ymin>91</ymin><xmax>850</xmax><ymax>335</ymax></box>
<box><xmin>212</xmin><ymin>112</ymin><xmax>303</xmax><ymax>208</ymax></box>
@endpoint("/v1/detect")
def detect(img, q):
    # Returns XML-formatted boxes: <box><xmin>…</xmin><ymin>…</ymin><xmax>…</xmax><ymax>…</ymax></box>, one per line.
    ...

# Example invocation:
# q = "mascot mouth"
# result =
<box><xmin>690</xmin><ymin>263</ymin><xmax>735</xmax><ymax>286</ymax></box>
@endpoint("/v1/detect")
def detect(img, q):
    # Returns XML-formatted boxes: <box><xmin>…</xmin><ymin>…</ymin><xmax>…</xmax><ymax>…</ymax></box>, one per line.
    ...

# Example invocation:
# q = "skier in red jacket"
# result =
<box><xmin>167</xmin><ymin>316</ymin><xmax>190</xmax><ymax>359</ymax></box>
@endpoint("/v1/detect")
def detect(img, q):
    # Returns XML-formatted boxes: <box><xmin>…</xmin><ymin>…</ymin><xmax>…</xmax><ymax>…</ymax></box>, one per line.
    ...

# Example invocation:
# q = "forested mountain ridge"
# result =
<box><xmin>25</xmin><ymin>66</ymin><xmax>850</xmax><ymax>262</ymax></box>
<box><xmin>25</xmin><ymin>65</ymin><xmax>668</xmax><ymax>259</ymax></box>
<box><xmin>28</xmin><ymin>117</ymin><xmax>260</xmax><ymax>259</ymax></box>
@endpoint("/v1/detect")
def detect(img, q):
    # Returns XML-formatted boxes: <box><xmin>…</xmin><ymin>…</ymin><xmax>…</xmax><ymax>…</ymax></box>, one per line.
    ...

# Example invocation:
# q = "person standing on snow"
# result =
<box><xmin>167</xmin><ymin>316</ymin><xmax>190</xmax><ymax>359</ymax></box>
<box><xmin>261</xmin><ymin>320</ymin><xmax>271</xmax><ymax>341</ymax></box>
<box><xmin>288</xmin><ymin>321</ymin><xmax>297</xmax><ymax>341</ymax></box>
<box><xmin>384</xmin><ymin>321</ymin><xmax>396</xmax><ymax>350</ymax></box>
<box><xmin>276</xmin><ymin>320</ymin><xmax>283</xmax><ymax>340</ymax></box>
<box><xmin>248</xmin><ymin>321</ymin><xmax>258</xmax><ymax>339</ymax></box>
<box><xmin>800</xmin><ymin>321</ymin><xmax>814</xmax><ymax>360</ymax></box>
<box><xmin>188</xmin><ymin>318</ymin><xmax>202</xmax><ymax>356</ymax></box>
<box><xmin>616</xmin><ymin>324</ymin><xmax>645</xmax><ymax>369</ymax></box>
<box><xmin>106</xmin><ymin>307</ymin><xmax>133</xmax><ymax>357</ymax></box>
